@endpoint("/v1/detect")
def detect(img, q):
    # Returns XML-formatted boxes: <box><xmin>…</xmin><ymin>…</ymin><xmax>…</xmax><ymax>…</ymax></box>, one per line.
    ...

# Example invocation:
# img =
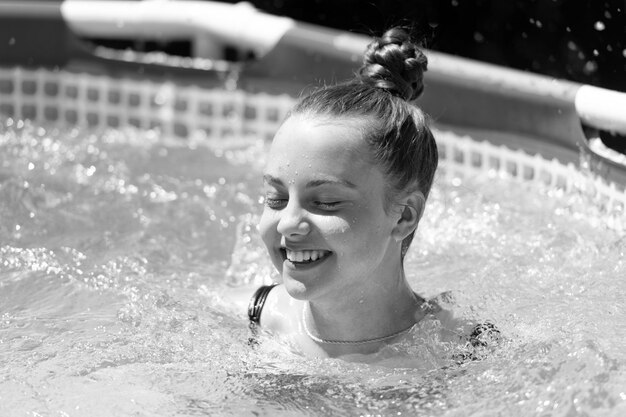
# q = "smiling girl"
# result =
<box><xmin>248</xmin><ymin>27</ymin><xmax>443</xmax><ymax>358</ymax></box>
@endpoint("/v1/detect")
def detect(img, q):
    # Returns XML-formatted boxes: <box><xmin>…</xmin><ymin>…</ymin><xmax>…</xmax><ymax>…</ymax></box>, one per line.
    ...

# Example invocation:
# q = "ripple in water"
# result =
<box><xmin>0</xmin><ymin>120</ymin><xmax>625</xmax><ymax>416</ymax></box>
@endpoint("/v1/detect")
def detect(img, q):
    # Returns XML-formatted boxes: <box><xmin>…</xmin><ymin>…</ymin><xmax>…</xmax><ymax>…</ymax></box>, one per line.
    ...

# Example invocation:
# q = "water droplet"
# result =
<box><xmin>594</xmin><ymin>21</ymin><xmax>606</xmax><ymax>31</ymax></box>
<box><xmin>604</xmin><ymin>10</ymin><xmax>612</xmax><ymax>19</ymax></box>
<box><xmin>567</xmin><ymin>41</ymin><xmax>578</xmax><ymax>51</ymax></box>
<box><xmin>8</xmin><ymin>37</ymin><xmax>15</xmax><ymax>46</ymax></box>
<box><xmin>451</xmin><ymin>0</ymin><xmax>458</xmax><ymax>6</ymax></box>
<box><xmin>623</xmin><ymin>49</ymin><xmax>626</xmax><ymax>58</ymax></box>
<box><xmin>28</xmin><ymin>162</ymin><xmax>34</xmax><ymax>170</ymax></box>
<box><xmin>535</xmin><ymin>20</ymin><xmax>543</xmax><ymax>28</ymax></box>
<box><xmin>583</xmin><ymin>60</ymin><xmax>598</xmax><ymax>75</ymax></box>
<box><xmin>473</xmin><ymin>32</ymin><xmax>485</xmax><ymax>43</ymax></box>
<box><xmin>566</xmin><ymin>26</ymin><xmax>571</xmax><ymax>32</ymax></box>
<box><xmin>593</xmin><ymin>49</ymin><xmax>599</xmax><ymax>56</ymax></box>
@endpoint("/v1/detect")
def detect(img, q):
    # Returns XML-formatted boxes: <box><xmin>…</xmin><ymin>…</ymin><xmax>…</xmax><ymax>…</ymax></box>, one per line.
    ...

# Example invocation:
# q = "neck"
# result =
<box><xmin>305</xmin><ymin>270</ymin><xmax>420</xmax><ymax>344</ymax></box>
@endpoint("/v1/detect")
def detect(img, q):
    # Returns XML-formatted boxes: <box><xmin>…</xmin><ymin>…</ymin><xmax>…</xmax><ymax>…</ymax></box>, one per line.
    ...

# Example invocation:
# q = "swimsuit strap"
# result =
<box><xmin>247</xmin><ymin>283</ymin><xmax>278</xmax><ymax>325</ymax></box>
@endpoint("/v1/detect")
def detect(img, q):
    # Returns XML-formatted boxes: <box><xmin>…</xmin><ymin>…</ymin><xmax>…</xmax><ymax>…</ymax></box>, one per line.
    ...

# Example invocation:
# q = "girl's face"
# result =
<box><xmin>259</xmin><ymin>116</ymin><xmax>403</xmax><ymax>302</ymax></box>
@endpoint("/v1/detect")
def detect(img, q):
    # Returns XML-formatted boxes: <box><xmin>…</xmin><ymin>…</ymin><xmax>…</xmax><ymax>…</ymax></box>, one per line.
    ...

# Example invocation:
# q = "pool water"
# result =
<box><xmin>1</xmin><ymin>119</ymin><xmax>625</xmax><ymax>416</ymax></box>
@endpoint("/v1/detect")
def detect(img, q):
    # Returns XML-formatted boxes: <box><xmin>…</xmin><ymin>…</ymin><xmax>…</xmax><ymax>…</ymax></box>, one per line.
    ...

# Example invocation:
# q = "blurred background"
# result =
<box><xmin>89</xmin><ymin>0</ymin><xmax>626</xmax><ymax>151</ymax></box>
<box><xmin>94</xmin><ymin>0</ymin><xmax>626</xmax><ymax>92</ymax></box>
<box><xmin>2</xmin><ymin>0</ymin><xmax>625</xmax><ymax>151</ymax></box>
<box><xmin>238</xmin><ymin>0</ymin><xmax>626</xmax><ymax>155</ymax></box>
<box><xmin>252</xmin><ymin>0</ymin><xmax>626</xmax><ymax>93</ymax></box>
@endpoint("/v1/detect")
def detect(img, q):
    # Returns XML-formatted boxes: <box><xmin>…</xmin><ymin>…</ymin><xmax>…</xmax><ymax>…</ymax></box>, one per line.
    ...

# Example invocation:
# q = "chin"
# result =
<box><xmin>282</xmin><ymin>277</ymin><xmax>314</xmax><ymax>300</ymax></box>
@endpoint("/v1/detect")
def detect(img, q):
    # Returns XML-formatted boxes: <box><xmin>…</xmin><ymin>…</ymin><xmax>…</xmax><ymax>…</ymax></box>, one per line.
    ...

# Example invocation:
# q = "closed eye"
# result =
<box><xmin>264</xmin><ymin>196</ymin><xmax>287</xmax><ymax>209</ymax></box>
<box><xmin>313</xmin><ymin>201</ymin><xmax>343</xmax><ymax>211</ymax></box>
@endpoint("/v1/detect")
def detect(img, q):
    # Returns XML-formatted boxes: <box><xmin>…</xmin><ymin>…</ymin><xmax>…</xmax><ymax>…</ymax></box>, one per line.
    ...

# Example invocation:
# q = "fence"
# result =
<box><xmin>1</xmin><ymin>66</ymin><xmax>624</xmax><ymax>232</ymax></box>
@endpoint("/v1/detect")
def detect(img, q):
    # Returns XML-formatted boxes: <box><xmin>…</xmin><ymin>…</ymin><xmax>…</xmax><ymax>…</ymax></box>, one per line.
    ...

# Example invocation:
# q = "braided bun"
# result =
<box><xmin>358</xmin><ymin>27</ymin><xmax>428</xmax><ymax>101</ymax></box>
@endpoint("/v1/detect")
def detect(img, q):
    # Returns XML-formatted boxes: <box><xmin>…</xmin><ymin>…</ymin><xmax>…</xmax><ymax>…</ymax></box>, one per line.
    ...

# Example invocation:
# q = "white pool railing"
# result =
<box><xmin>59</xmin><ymin>0</ymin><xmax>295</xmax><ymax>60</ymax></box>
<box><xmin>0</xmin><ymin>66</ymin><xmax>293</xmax><ymax>141</ymax></box>
<box><xmin>56</xmin><ymin>0</ymin><xmax>626</xmax><ymax>138</ymax></box>
<box><xmin>1</xmin><ymin>1</ymin><xmax>625</xmax><ymax>231</ymax></box>
<box><xmin>0</xmin><ymin>66</ymin><xmax>624</xmax><ymax>233</ymax></box>
<box><xmin>54</xmin><ymin>0</ymin><xmax>626</xmax><ymax>188</ymax></box>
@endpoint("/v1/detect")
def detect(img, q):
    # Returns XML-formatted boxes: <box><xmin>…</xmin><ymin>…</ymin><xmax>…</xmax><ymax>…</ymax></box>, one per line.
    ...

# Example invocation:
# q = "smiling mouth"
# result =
<box><xmin>281</xmin><ymin>248</ymin><xmax>332</xmax><ymax>264</ymax></box>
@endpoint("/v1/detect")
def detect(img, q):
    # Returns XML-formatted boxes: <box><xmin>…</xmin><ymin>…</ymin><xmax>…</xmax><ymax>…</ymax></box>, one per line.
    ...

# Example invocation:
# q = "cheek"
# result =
<box><xmin>317</xmin><ymin>216</ymin><xmax>350</xmax><ymax>238</ymax></box>
<box><xmin>258</xmin><ymin>209</ymin><xmax>277</xmax><ymax>245</ymax></box>
<box><xmin>259</xmin><ymin>210</ymin><xmax>284</xmax><ymax>272</ymax></box>
<box><xmin>339</xmin><ymin>210</ymin><xmax>393</xmax><ymax>252</ymax></box>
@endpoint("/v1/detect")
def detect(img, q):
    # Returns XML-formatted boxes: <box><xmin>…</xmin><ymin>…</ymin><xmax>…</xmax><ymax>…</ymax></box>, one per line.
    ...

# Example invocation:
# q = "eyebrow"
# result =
<box><xmin>263</xmin><ymin>174</ymin><xmax>357</xmax><ymax>189</ymax></box>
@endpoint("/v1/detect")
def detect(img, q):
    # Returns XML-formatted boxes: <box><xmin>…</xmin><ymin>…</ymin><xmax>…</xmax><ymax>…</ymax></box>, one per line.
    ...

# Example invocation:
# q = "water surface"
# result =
<box><xmin>1</xmin><ymin>120</ymin><xmax>624</xmax><ymax>416</ymax></box>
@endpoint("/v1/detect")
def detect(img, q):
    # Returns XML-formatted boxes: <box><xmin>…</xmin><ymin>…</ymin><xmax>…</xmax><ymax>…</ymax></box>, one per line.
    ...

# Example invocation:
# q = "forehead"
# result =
<box><xmin>266</xmin><ymin>116</ymin><xmax>371</xmax><ymax>174</ymax></box>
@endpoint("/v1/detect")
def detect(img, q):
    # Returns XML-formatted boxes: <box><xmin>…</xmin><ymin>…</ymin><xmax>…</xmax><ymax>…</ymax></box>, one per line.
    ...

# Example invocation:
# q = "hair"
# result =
<box><xmin>287</xmin><ymin>27</ymin><xmax>438</xmax><ymax>257</ymax></box>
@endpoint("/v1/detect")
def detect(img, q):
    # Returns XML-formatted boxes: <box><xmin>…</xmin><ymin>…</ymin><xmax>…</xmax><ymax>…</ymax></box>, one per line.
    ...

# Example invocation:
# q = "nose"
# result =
<box><xmin>276</xmin><ymin>199</ymin><xmax>310</xmax><ymax>238</ymax></box>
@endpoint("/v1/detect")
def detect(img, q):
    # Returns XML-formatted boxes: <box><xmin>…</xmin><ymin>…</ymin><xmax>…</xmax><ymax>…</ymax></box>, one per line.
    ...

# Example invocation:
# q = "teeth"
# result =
<box><xmin>285</xmin><ymin>249</ymin><xmax>328</xmax><ymax>263</ymax></box>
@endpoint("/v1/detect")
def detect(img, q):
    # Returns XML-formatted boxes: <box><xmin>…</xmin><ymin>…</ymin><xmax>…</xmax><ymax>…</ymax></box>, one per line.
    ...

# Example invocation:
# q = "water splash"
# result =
<box><xmin>1</xmin><ymin>123</ymin><xmax>624</xmax><ymax>416</ymax></box>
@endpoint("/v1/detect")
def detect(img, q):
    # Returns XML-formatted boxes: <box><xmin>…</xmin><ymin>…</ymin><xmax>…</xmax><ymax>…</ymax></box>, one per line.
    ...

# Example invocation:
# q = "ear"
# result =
<box><xmin>391</xmin><ymin>191</ymin><xmax>426</xmax><ymax>242</ymax></box>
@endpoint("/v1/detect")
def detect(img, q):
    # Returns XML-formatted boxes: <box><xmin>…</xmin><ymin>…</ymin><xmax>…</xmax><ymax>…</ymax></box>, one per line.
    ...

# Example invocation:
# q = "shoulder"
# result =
<box><xmin>249</xmin><ymin>284</ymin><xmax>301</xmax><ymax>334</ymax></box>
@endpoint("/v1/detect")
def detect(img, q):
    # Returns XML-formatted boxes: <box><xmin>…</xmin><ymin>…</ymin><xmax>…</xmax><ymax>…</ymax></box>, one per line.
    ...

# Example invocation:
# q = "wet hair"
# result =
<box><xmin>288</xmin><ymin>27</ymin><xmax>439</xmax><ymax>257</ymax></box>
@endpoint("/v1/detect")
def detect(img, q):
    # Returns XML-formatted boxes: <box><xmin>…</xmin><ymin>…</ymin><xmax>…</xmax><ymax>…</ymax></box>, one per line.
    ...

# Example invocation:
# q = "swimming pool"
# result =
<box><xmin>1</xmin><ymin>64</ymin><xmax>625</xmax><ymax>416</ymax></box>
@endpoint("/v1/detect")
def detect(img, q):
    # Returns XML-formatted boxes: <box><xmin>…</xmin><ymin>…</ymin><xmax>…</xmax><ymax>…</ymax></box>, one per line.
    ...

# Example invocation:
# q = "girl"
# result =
<box><xmin>248</xmin><ymin>27</ymin><xmax>444</xmax><ymax>358</ymax></box>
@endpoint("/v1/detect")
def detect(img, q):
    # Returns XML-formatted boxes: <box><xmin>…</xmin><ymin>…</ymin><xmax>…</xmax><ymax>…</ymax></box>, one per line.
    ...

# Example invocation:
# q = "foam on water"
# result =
<box><xmin>1</xmin><ymin>120</ymin><xmax>625</xmax><ymax>416</ymax></box>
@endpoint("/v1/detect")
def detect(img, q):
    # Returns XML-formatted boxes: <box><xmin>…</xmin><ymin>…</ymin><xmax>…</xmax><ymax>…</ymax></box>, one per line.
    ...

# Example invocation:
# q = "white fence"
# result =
<box><xmin>1</xmin><ymin>66</ymin><xmax>624</xmax><ymax>232</ymax></box>
<box><xmin>0</xmin><ymin>67</ymin><xmax>294</xmax><ymax>142</ymax></box>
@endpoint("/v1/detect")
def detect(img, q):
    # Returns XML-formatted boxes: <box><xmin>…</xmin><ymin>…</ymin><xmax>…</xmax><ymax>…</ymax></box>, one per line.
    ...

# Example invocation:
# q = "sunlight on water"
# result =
<box><xmin>1</xmin><ymin>120</ymin><xmax>625</xmax><ymax>416</ymax></box>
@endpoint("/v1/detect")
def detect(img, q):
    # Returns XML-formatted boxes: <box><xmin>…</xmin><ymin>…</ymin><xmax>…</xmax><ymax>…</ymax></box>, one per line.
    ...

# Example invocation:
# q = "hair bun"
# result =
<box><xmin>358</xmin><ymin>27</ymin><xmax>428</xmax><ymax>101</ymax></box>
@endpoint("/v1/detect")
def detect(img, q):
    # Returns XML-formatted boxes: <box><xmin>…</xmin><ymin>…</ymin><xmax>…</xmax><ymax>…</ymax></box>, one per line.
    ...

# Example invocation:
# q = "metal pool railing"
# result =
<box><xmin>1</xmin><ymin>66</ymin><xmax>624</xmax><ymax>232</ymax></box>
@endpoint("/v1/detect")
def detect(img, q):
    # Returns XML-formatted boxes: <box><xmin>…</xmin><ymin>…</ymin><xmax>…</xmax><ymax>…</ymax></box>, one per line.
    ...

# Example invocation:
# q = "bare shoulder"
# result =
<box><xmin>260</xmin><ymin>284</ymin><xmax>301</xmax><ymax>334</ymax></box>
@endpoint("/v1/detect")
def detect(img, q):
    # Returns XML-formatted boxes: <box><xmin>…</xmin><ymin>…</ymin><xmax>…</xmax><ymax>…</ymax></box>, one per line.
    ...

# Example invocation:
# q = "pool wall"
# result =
<box><xmin>242</xmin><ymin>20</ymin><xmax>626</xmax><ymax>187</ymax></box>
<box><xmin>1</xmin><ymin>0</ymin><xmax>626</xmax><ymax>219</ymax></box>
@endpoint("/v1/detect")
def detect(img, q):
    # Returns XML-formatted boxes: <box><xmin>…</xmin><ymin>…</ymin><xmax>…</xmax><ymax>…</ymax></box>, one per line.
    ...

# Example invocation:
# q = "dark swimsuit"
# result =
<box><xmin>247</xmin><ymin>283</ymin><xmax>278</xmax><ymax>325</ymax></box>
